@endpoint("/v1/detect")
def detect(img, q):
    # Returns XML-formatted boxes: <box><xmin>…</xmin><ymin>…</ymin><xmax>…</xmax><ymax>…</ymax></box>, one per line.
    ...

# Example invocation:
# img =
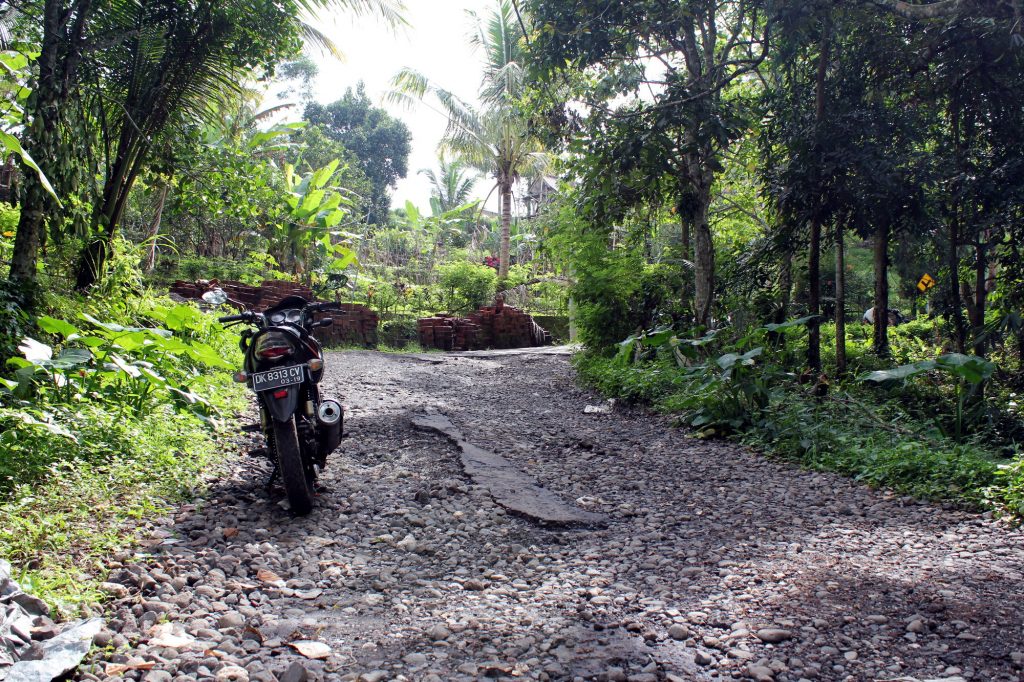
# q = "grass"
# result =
<box><xmin>0</xmin><ymin>278</ymin><xmax>248</xmax><ymax>614</ymax></box>
<box><xmin>0</xmin><ymin>393</ymin><xmax>245</xmax><ymax>615</ymax></box>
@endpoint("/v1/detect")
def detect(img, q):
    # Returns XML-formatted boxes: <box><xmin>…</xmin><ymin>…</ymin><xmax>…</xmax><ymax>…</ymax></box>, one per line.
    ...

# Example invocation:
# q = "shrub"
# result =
<box><xmin>437</xmin><ymin>261</ymin><xmax>497</xmax><ymax>313</ymax></box>
<box><xmin>575</xmin><ymin>318</ymin><xmax>1017</xmax><ymax>513</ymax></box>
<box><xmin>380</xmin><ymin>316</ymin><xmax>419</xmax><ymax>348</ymax></box>
<box><xmin>0</xmin><ymin>278</ymin><xmax>31</xmax><ymax>365</ymax></box>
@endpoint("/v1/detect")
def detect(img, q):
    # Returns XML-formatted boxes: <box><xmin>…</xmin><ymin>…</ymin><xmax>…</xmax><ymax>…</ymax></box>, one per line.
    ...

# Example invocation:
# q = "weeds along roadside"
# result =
<box><xmin>573</xmin><ymin>319</ymin><xmax>1024</xmax><ymax>519</ymax></box>
<box><xmin>0</xmin><ymin>281</ymin><xmax>246</xmax><ymax>616</ymax></box>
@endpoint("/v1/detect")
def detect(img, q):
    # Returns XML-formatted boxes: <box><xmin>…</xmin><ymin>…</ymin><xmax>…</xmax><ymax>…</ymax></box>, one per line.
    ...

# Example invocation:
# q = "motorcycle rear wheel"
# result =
<box><xmin>271</xmin><ymin>417</ymin><xmax>315</xmax><ymax>515</ymax></box>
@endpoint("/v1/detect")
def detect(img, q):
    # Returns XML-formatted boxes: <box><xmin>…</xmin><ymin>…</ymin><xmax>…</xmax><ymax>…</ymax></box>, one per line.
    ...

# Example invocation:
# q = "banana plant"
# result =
<box><xmin>277</xmin><ymin>159</ymin><xmax>359</xmax><ymax>276</ymax></box>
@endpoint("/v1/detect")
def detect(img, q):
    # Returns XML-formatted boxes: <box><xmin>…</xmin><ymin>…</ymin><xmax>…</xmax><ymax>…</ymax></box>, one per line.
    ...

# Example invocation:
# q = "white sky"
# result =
<box><xmin>305</xmin><ymin>0</ymin><xmax>499</xmax><ymax>213</ymax></box>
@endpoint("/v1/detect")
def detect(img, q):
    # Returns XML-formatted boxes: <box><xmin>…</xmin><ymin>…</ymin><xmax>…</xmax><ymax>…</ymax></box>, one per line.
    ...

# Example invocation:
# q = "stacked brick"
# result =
<box><xmin>315</xmin><ymin>303</ymin><xmax>378</xmax><ymax>347</ymax></box>
<box><xmin>169</xmin><ymin>280</ymin><xmax>378</xmax><ymax>347</ymax></box>
<box><xmin>417</xmin><ymin>305</ymin><xmax>551</xmax><ymax>351</ymax></box>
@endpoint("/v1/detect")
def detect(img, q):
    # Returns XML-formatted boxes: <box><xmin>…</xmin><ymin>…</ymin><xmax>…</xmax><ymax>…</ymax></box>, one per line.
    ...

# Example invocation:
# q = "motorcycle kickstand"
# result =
<box><xmin>265</xmin><ymin>463</ymin><xmax>280</xmax><ymax>492</ymax></box>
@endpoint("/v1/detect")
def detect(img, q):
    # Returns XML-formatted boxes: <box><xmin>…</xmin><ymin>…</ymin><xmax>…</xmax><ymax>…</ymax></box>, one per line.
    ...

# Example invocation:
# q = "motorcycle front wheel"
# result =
<box><xmin>270</xmin><ymin>417</ymin><xmax>315</xmax><ymax>515</ymax></box>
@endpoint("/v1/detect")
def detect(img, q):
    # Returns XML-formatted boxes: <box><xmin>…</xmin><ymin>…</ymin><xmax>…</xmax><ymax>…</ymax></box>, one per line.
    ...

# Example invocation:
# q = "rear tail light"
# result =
<box><xmin>273</xmin><ymin>389</ymin><xmax>289</xmax><ymax>399</ymax></box>
<box><xmin>255</xmin><ymin>331</ymin><xmax>295</xmax><ymax>360</ymax></box>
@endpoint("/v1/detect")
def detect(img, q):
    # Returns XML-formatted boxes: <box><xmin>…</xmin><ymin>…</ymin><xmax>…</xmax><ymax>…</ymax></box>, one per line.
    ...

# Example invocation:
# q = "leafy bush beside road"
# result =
<box><xmin>575</xmin><ymin>319</ymin><xmax>1021</xmax><ymax>517</ymax></box>
<box><xmin>0</xmin><ymin>292</ymin><xmax>245</xmax><ymax>611</ymax></box>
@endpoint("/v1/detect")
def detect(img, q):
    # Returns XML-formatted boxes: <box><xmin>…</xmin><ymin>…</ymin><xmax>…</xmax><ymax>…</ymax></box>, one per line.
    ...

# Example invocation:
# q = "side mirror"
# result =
<box><xmin>316</xmin><ymin>318</ymin><xmax>334</xmax><ymax>328</ymax></box>
<box><xmin>201</xmin><ymin>288</ymin><xmax>229</xmax><ymax>306</ymax></box>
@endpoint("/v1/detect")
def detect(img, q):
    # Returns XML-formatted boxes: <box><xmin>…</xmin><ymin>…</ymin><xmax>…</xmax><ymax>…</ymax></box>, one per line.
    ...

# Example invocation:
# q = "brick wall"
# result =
<box><xmin>170</xmin><ymin>280</ymin><xmax>378</xmax><ymax>347</ymax></box>
<box><xmin>417</xmin><ymin>304</ymin><xmax>552</xmax><ymax>351</ymax></box>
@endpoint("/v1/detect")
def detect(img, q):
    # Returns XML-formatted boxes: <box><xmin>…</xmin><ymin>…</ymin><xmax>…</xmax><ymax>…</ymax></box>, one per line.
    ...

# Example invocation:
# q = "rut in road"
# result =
<box><xmin>81</xmin><ymin>350</ymin><xmax>1024</xmax><ymax>682</ymax></box>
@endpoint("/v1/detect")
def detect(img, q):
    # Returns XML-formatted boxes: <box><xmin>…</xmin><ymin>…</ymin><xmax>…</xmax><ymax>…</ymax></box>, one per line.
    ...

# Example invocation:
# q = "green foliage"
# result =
<box><xmin>437</xmin><ymin>261</ymin><xmax>497</xmax><ymax>313</ymax></box>
<box><xmin>172</xmin><ymin>253</ymin><xmax>291</xmax><ymax>286</ymax></box>
<box><xmin>993</xmin><ymin>454</ymin><xmax>1024</xmax><ymax>518</ymax></box>
<box><xmin>0</xmin><ymin>48</ymin><xmax>58</xmax><ymax>202</ymax></box>
<box><xmin>0</xmin><ymin>283</ymin><xmax>244</xmax><ymax>608</ymax></box>
<box><xmin>0</xmin><ymin>401</ymin><xmax>231</xmax><ymax>609</ymax></box>
<box><xmin>278</xmin><ymin>159</ymin><xmax>359</xmax><ymax>275</ymax></box>
<box><xmin>304</xmin><ymin>82</ymin><xmax>412</xmax><ymax>224</ymax></box>
<box><xmin>0</xmin><ymin>277</ymin><xmax>31</xmax><ymax>364</ymax></box>
<box><xmin>861</xmin><ymin>353</ymin><xmax>997</xmax><ymax>442</ymax></box>
<box><xmin>379</xmin><ymin>316</ymin><xmax>419</xmax><ymax>348</ymax></box>
<box><xmin>5</xmin><ymin>304</ymin><xmax>232</xmax><ymax>421</ymax></box>
<box><xmin>576</xmin><ymin>315</ymin><xmax>1020</xmax><ymax>514</ymax></box>
<box><xmin>545</xmin><ymin>196</ymin><xmax>688</xmax><ymax>350</ymax></box>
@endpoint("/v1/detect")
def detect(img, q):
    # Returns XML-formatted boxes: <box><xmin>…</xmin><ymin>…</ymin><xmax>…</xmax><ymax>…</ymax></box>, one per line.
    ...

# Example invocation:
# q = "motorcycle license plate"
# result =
<box><xmin>251</xmin><ymin>365</ymin><xmax>304</xmax><ymax>392</ymax></box>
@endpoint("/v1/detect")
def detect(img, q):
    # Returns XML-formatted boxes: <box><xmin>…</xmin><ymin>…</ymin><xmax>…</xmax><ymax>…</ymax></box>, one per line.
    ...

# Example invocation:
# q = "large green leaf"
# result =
<box><xmin>309</xmin><ymin>159</ymin><xmax>340</xmax><ymax>190</ymax></box>
<box><xmin>18</xmin><ymin>337</ymin><xmax>52</xmax><ymax>364</ymax></box>
<box><xmin>717</xmin><ymin>347</ymin><xmax>762</xmax><ymax>370</ymax></box>
<box><xmin>51</xmin><ymin>348</ymin><xmax>92</xmax><ymax>369</ymax></box>
<box><xmin>762</xmin><ymin>315</ymin><xmax>818</xmax><ymax>332</ymax></box>
<box><xmin>860</xmin><ymin>361</ymin><xmax>935</xmax><ymax>383</ymax></box>
<box><xmin>0</xmin><ymin>131</ymin><xmax>59</xmax><ymax>204</ymax></box>
<box><xmin>113</xmin><ymin>331</ymin><xmax>149</xmax><ymax>352</ymax></box>
<box><xmin>108</xmin><ymin>354</ymin><xmax>141</xmax><ymax>378</ymax></box>
<box><xmin>185</xmin><ymin>342</ymin><xmax>231</xmax><ymax>368</ymax></box>
<box><xmin>36</xmin><ymin>316</ymin><xmax>80</xmax><ymax>339</ymax></box>
<box><xmin>164</xmin><ymin>304</ymin><xmax>202</xmax><ymax>332</ymax></box>
<box><xmin>935</xmin><ymin>354</ymin><xmax>996</xmax><ymax>384</ymax></box>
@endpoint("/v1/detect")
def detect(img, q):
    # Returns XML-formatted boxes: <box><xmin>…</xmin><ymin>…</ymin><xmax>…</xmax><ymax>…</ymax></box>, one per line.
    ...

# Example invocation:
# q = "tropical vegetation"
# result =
<box><xmin>2</xmin><ymin>0</ymin><xmax>1024</xmax><ymax>612</ymax></box>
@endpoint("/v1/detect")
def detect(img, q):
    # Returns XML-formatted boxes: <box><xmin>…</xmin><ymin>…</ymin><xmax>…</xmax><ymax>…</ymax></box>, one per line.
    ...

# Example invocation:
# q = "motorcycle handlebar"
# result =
<box><xmin>218</xmin><ymin>313</ymin><xmax>250</xmax><ymax>323</ymax></box>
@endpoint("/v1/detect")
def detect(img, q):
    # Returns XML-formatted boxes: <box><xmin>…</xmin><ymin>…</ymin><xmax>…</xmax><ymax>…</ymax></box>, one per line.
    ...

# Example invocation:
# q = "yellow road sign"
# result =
<box><xmin>917</xmin><ymin>273</ymin><xmax>937</xmax><ymax>293</ymax></box>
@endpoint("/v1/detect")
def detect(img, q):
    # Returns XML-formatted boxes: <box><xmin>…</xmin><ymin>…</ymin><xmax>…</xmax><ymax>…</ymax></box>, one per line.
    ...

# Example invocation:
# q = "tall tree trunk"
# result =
<box><xmin>678</xmin><ymin>197</ymin><xmax>693</xmax><ymax>318</ymax></box>
<box><xmin>679</xmin><ymin>212</ymin><xmax>691</xmax><ymax>262</ymax></box>
<box><xmin>143</xmin><ymin>183</ymin><xmax>169</xmax><ymax>273</ymax></box>
<box><xmin>947</xmin><ymin>101</ymin><xmax>968</xmax><ymax>353</ymax></box>
<box><xmin>835</xmin><ymin>222</ymin><xmax>847</xmax><ymax>376</ymax></box>
<box><xmin>873</xmin><ymin>221</ymin><xmax>890</xmax><ymax>356</ymax></box>
<box><xmin>778</xmin><ymin>247</ymin><xmax>793</xmax><ymax>323</ymax></box>
<box><xmin>691</xmin><ymin>183</ymin><xmax>714</xmax><ymax>327</ymax></box>
<box><xmin>808</xmin><ymin>214</ymin><xmax>823</xmax><ymax>370</ymax></box>
<box><xmin>807</xmin><ymin>18</ymin><xmax>830</xmax><ymax>373</ymax></box>
<box><xmin>75</xmin><ymin>131</ymin><xmax>150</xmax><ymax>289</ymax></box>
<box><xmin>971</xmin><ymin>231</ymin><xmax>988</xmax><ymax>356</ymax></box>
<box><xmin>9</xmin><ymin>0</ymin><xmax>68</xmax><ymax>284</ymax></box>
<box><xmin>10</xmin><ymin>182</ymin><xmax>47</xmax><ymax>284</ymax></box>
<box><xmin>947</xmin><ymin>215</ymin><xmax>967</xmax><ymax>353</ymax></box>
<box><xmin>498</xmin><ymin>179</ymin><xmax>512</xmax><ymax>279</ymax></box>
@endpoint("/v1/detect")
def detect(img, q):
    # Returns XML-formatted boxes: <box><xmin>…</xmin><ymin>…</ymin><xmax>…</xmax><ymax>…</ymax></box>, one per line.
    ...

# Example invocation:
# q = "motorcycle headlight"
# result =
<box><xmin>255</xmin><ymin>331</ymin><xmax>295</xmax><ymax>360</ymax></box>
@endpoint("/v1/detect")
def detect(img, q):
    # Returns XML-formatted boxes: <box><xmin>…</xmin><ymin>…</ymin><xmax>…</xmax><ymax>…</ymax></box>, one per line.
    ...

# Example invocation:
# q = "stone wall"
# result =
<box><xmin>169</xmin><ymin>280</ymin><xmax>378</xmax><ymax>347</ymax></box>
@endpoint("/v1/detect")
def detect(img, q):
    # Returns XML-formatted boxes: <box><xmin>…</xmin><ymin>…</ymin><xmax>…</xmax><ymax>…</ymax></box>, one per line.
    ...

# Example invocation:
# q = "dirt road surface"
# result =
<box><xmin>80</xmin><ymin>350</ymin><xmax>1024</xmax><ymax>682</ymax></box>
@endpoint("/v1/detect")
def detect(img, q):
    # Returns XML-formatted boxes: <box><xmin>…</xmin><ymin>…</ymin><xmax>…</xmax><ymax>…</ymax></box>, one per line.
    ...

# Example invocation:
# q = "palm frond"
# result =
<box><xmin>251</xmin><ymin>102</ymin><xmax>297</xmax><ymax>123</ymax></box>
<box><xmin>386</xmin><ymin>67</ymin><xmax>431</xmax><ymax>106</ymax></box>
<box><xmin>296</xmin><ymin>0</ymin><xmax>408</xmax><ymax>29</ymax></box>
<box><xmin>300</xmin><ymin>20</ymin><xmax>345</xmax><ymax>60</ymax></box>
<box><xmin>469</xmin><ymin>0</ymin><xmax>526</xmax><ymax>105</ymax></box>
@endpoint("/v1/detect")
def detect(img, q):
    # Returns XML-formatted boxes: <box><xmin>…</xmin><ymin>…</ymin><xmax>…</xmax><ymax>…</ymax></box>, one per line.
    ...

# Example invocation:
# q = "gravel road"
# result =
<box><xmin>79</xmin><ymin>350</ymin><xmax>1024</xmax><ymax>682</ymax></box>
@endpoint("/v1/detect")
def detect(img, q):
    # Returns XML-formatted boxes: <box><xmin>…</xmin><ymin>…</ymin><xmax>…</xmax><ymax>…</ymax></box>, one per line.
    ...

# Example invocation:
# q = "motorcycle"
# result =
<box><xmin>203</xmin><ymin>289</ymin><xmax>344</xmax><ymax>514</ymax></box>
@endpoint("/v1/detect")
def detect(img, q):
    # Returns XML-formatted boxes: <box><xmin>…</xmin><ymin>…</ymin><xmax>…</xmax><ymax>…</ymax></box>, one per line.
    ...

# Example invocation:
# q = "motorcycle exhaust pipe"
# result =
<box><xmin>317</xmin><ymin>399</ymin><xmax>343</xmax><ymax>457</ymax></box>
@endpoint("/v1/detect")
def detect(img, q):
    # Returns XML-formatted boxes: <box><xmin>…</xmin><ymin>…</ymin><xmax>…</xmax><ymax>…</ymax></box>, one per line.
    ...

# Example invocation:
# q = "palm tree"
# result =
<box><xmin>7</xmin><ymin>0</ymin><xmax>404</xmax><ymax>288</ymax></box>
<box><xmin>419</xmin><ymin>158</ymin><xmax>477</xmax><ymax>213</ymax></box>
<box><xmin>72</xmin><ymin>0</ymin><xmax>406</xmax><ymax>289</ymax></box>
<box><xmin>389</xmin><ymin>0</ymin><xmax>547</xmax><ymax>278</ymax></box>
